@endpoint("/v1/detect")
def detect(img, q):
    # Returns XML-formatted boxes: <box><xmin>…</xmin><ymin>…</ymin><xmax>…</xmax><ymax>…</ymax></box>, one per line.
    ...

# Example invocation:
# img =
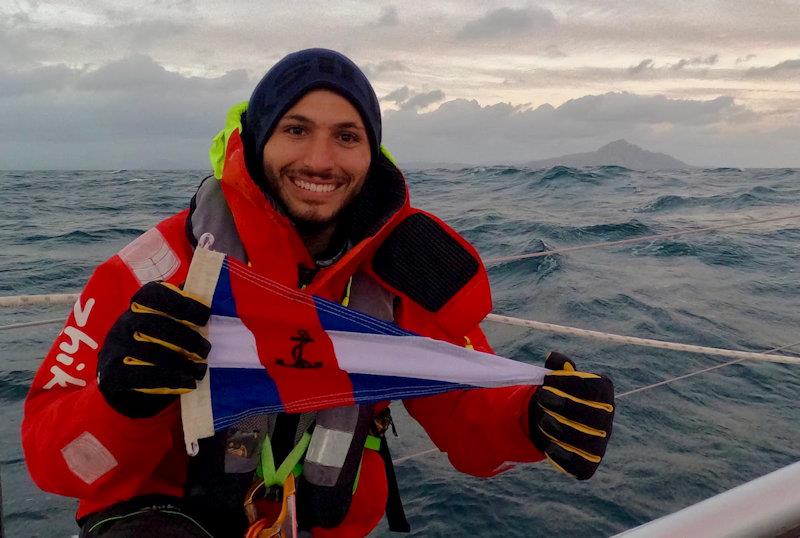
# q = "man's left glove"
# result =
<box><xmin>528</xmin><ymin>351</ymin><xmax>615</xmax><ymax>480</ymax></box>
<box><xmin>97</xmin><ymin>282</ymin><xmax>211</xmax><ymax>418</ymax></box>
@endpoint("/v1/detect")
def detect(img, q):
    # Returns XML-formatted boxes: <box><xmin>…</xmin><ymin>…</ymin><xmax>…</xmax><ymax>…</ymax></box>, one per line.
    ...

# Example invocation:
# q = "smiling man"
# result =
<box><xmin>260</xmin><ymin>89</ymin><xmax>372</xmax><ymax>257</ymax></box>
<box><xmin>23</xmin><ymin>49</ymin><xmax>615</xmax><ymax>537</ymax></box>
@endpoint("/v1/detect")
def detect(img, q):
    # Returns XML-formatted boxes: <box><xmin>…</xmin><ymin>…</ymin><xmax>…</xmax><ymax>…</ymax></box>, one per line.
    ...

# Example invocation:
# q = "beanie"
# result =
<box><xmin>242</xmin><ymin>48</ymin><xmax>382</xmax><ymax>180</ymax></box>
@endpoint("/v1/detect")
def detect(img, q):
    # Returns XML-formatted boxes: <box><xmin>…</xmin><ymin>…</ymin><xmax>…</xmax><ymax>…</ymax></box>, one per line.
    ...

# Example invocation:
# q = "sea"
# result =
<box><xmin>1</xmin><ymin>166</ymin><xmax>799</xmax><ymax>537</ymax></box>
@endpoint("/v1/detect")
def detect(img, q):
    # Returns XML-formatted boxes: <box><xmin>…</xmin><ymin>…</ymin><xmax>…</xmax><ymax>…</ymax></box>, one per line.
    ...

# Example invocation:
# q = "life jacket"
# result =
<box><xmin>201</xmin><ymin>102</ymin><xmax>493</xmax><ymax>340</ymax></box>
<box><xmin>180</xmin><ymin>104</ymin><xmax>494</xmax><ymax>536</ymax></box>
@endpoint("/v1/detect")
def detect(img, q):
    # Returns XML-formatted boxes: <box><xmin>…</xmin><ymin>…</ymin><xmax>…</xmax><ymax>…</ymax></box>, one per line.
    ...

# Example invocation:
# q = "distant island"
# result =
<box><xmin>401</xmin><ymin>139</ymin><xmax>691</xmax><ymax>171</ymax></box>
<box><xmin>522</xmin><ymin>139</ymin><xmax>690</xmax><ymax>170</ymax></box>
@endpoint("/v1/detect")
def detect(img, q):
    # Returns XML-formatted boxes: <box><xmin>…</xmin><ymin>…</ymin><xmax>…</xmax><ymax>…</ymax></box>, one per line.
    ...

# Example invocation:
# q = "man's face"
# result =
<box><xmin>262</xmin><ymin>89</ymin><xmax>371</xmax><ymax>227</ymax></box>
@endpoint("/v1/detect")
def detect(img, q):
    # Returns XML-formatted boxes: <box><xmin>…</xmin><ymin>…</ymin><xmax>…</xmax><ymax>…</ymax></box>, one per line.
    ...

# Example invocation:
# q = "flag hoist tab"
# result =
<box><xmin>181</xmin><ymin>239</ymin><xmax>225</xmax><ymax>456</ymax></box>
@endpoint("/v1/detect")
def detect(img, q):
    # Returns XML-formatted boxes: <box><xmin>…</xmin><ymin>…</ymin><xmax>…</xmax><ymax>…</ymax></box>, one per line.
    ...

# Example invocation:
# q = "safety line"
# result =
<box><xmin>393</xmin><ymin>448</ymin><xmax>439</xmax><ymax>465</ymax></box>
<box><xmin>485</xmin><ymin>314</ymin><xmax>800</xmax><ymax>364</ymax></box>
<box><xmin>4</xmin><ymin>212</ymin><xmax>798</xmax><ymax>473</ymax></box>
<box><xmin>0</xmin><ymin>318</ymin><xmax>64</xmax><ymax>331</ymax></box>
<box><xmin>4</xmin><ymin>312</ymin><xmax>798</xmax><ymax>366</ymax></box>
<box><xmin>3</xmin><ymin>212</ymin><xmax>799</xmax><ymax>308</ymax></box>
<box><xmin>484</xmin><ymin>212</ymin><xmax>800</xmax><ymax>264</ymax></box>
<box><xmin>0</xmin><ymin>293</ymin><xmax>78</xmax><ymax>308</ymax></box>
<box><xmin>392</xmin><ymin>339</ymin><xmax>800</xmax><ymax>465</ymax></box>
<box><xmin>4</xmin><ymin>311</ymin><xmax>797</xmax><ymax>463</ymax></box>
<box><xmin>616</xmin><ymin>339</ymin><xmax>800</xmax><ymax>398</ymax></box>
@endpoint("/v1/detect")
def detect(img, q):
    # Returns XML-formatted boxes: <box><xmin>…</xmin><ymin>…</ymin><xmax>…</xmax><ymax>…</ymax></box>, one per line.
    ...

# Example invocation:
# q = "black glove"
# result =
<box><xmin>98</xmin><ymin>281</ymin><xmax>211</xmax><ymax>418</ymax></box>
<box><xmin>528</xmin><ymin>351</ymin><xmax>615</xmax><ymax>480</ymax></box>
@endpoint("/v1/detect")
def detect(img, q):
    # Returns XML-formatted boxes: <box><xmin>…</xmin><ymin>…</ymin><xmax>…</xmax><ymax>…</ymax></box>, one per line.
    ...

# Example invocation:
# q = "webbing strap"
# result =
<box><xmin>259</xmin><ymin>432</ymin><xmax>312</xmax><ymax>486</ymax></box>
<box><xmin>258</xmin><ymin>432</ymin><xmax>380</xmax><ymax>486</ymax></box>
<box><xmin>379</xmin><ymin>436</ymin><xmax>410</xmax><ymax>532</ymax></box>
<box><xmin>364</xmin><ymin>434</ymin><xmax>381</xmax><ymax>451</ymax></box>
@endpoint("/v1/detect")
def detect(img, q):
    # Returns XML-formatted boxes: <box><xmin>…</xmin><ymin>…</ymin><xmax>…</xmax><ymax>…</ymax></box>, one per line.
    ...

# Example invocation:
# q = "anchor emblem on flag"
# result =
<box><xmin>276</xmin><ymin>329</ymin><xmax>322</xmax><ymax>369</ymax></box>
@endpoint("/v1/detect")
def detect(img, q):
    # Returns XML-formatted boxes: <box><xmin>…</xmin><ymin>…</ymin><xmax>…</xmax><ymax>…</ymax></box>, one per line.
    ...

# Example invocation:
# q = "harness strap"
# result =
<box><xmin>258</xmin><ymin>432</ymin><xmax>312</xmax><ymax>487</ymax></box>
<box><xmin>378</xmin><ymin>437</ymin><xmax>410</xmax><ymax>532</ymax></box>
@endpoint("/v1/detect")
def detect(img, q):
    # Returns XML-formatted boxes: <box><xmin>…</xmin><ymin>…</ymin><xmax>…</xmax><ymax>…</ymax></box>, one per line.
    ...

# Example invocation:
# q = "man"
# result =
<box><xmin>22</xmin><ymin>49</ymin><xmax>614</xmax><ymax>537</ymax></box>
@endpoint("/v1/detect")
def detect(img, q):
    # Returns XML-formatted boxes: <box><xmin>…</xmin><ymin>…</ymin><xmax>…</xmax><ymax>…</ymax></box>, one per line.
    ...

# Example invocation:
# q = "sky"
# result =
<box><xmin>2</xmin><ymin>0</ymin><xmax>799</xmax><ymax>169</ymax></box>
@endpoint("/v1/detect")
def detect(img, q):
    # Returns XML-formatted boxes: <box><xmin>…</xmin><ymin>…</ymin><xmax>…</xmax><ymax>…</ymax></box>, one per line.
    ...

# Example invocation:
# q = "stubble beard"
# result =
<box><xmin>262</xmin><ymin>163</ymin><xmax>364</xmax><ymax>233</ymax></box>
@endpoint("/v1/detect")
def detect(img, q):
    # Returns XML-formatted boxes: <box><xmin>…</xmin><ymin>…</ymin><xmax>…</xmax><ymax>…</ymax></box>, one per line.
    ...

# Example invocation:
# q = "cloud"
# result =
<box><xmin>628</xmin><ymin>59</ymin><xmax>655</xmax><ymax>75</ymax></box>
<box><xmin>382</xmin><ymin>91</ymin><xmax>797</xmax><ymax>167</ymax></box>
<box><xmin>381</xmin><ymin>86</ymin><xmax>446</xmax><ymax>111</ymax></box>
<box><xmin>554</xmin><ymin>92</ymin><xmax>744</xmax><ymax>125</ymax></box>
<box><xmin>362</xmin><ymin>60</ymin><xmax>408</xmax><ymax>78</ymax></box>
<box><xmin>0</xmin><ymin>55</ymin><xmax>253</xmax><ymax>169</ymax></box>
<box><xmin>400</xmin><ymin>90</ymin><xmax>446</xmax><ymax>111</ymax></box>
<box><xmin>382</xmin><ymin>86</ymin><xmax>413</xmax><ymax>105</ymax></box>
<box><xmin>736</xmin><ymin>54</ymin><xmax>757</xmax><ymax>64</ymax></box>
<box><xmin>377</xmin><ymin>6</ymin><xmax>399</xmax><ymax>26</ymax></box>
<box><xmin>746</xmin><ymin>58</ymin><xmax>800</xmax><ymax>77</ymax></box>
<box><xmin>671</xmin><ymin>54</ymin><xmax>719</xmax><ymax>70</ymax></box>
<box><xmin>0</xmin><ymin>64</ymin><xmax>80</xmax><ymax>97</ymax></box>
<box><xmin>1</xmin><ymin>58</ymin><xmax>797</xmax><ymax>169</ymax></box>
<box><xmin>457</xmin><ymin>6</ymin><xmax>557</xmax><ymax>40</ymax></box>
<box><xmin>74</xmin><ymin>55</ymin><xmax>249</xmax><ymax>93</ymax></box>
<box><xmin>543</xmin><ymin>45</ymin><xmax>567</xmax><ymax>58</ymax></box>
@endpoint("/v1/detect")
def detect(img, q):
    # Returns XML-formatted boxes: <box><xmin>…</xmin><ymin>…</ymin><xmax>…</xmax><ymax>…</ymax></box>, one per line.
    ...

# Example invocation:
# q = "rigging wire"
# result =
<box><xmin>616</xmin><ymin>338</ymin><xmax>800</xmax><ymax>397</ymax></box>
<box><xmin>484</xmin><ymin>314</ymin><xmax>800</xmax><ymax>364</ymax></box>
<box><xmin>3</xmin><ymin>211</ymin><xmax>799</xmax><ymax>465</ymax></box>
<box><xmin>0</xmin><ymin>318</ymin><xmax>65</xmax><ymax>332</ymax></box>
<box><xmin>393</xmin><ymin>338</ymin><xmax>800</xmax><ymax>465</ymax></box>
<box><xmin>1</xmin><ymin>211</ymin><xmax>798</xmax><ymax>308</ymax></box>
<box><xmin>0</xmin><ymin>293</ymin><xmax>79</xmax><ymax>308</ymax></box>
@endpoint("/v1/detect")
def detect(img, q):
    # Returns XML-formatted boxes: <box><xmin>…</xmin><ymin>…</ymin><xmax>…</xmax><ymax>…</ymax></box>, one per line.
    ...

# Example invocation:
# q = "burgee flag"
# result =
<box><xmin>180</xmin><ymin>247</ymin><xmax>548</xmax><ymax>452</ymax></box>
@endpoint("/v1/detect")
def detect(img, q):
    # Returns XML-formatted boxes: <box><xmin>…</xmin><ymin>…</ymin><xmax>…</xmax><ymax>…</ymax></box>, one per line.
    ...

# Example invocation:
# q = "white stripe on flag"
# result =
<box><xmin>207</xmin><ymin>315</ymin><xmax>261</xmax><ymax>369</ymax></box>
<box><xmin>329</xmin><ymin>331</ymin><xmax>548</xmax><ymax>387</ymax></box>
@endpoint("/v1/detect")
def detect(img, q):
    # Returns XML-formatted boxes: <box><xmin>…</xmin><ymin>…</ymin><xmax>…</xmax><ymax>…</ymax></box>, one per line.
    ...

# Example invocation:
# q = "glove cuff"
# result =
<box><xmin>527</xmin><ymin>392</ymin><xmax>548</xmax><ymax>453</ymax></box>
<box><xmin>99</xmin><ymin>381</ymin><xmax>178</xmax><ymax>419</ymax></box>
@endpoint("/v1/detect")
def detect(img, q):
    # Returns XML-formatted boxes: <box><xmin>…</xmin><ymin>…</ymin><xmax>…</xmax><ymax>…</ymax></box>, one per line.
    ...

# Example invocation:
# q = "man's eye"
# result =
<box><xmin>285</xmin><ymin>126</ymin><xmax>306</xmax><ymax>136</ymax></box>
<box><xmin>339</xmin><ymin>132</ymin><xmax>359</xmax><ymax>143</ymax></box>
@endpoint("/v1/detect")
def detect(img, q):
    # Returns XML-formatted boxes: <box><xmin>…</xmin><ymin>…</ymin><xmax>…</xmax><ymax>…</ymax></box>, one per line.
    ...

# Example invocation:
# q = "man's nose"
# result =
<box><xmin>303</xmin><ymin>134</ymin><xmax>335</xmax><ymax>174</ymax></box>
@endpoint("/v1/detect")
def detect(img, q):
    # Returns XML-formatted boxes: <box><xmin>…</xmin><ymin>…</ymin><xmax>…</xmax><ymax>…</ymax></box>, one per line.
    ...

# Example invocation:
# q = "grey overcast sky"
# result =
<box><xmin>2</xmin><ymin>0</ymin><xmax>799</xmax><ymax>169</ymax></box>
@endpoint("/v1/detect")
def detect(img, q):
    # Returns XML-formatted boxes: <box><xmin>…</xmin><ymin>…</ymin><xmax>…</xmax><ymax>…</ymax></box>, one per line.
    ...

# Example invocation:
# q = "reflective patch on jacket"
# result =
<box><xmin>117</xmin><ymin>228</ymin><xmax>180</xmax><ymax>284</ymax></box>
<box><xmin>61</xmin><ymin>431</ymin><xmax>118</xmax><ymax>485</ymax></box>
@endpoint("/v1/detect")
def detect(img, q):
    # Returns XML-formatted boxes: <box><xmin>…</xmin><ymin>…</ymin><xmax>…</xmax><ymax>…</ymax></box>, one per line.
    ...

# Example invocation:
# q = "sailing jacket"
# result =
<box><xmin>22</xmin><ymin>128</ymin><xmax>544</xmax><ymax>537</ymax></box>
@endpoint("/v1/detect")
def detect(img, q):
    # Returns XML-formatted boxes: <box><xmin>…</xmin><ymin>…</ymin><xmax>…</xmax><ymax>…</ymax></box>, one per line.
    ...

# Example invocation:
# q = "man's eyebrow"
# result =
<box><xmin>281</xmin><ymin>114</ymin><xmax>313</xmax><ymax>124</ymax></box>
<box><xmin>333</xmin><ymin>121</ymin><xmax>365</xmax><ymax>131</ymax></box>
<box><xmin>279</xmin><ymin>115</ymin><xmax>364</xmax><ymax>131</ymax></box>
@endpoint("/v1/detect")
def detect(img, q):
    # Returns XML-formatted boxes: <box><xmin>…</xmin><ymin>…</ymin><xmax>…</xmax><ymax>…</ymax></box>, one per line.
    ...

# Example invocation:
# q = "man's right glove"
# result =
<box><xmin>528</xmin><ymin>351</ymin><xmax>615</xmax><ymax>480</ymax></box>
<box><xmin>97</xmin><ymin>281</ymin><xmax>211</xmax><ymax>418</ymax></box>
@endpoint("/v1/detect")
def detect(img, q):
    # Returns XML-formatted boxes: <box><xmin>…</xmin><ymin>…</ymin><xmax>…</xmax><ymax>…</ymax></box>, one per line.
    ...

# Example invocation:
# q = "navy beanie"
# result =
<box><xmin>242</xmin><ymin>48</ymin><xmax>382</xmax><ymax>179</ymax></box>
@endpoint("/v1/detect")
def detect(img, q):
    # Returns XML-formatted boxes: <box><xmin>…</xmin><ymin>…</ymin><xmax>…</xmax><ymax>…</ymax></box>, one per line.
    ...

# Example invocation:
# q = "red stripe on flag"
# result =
<box><xmin>226</xmin><ymin>258</ymin><xmax>356</xmax><ymax>413</ymax></box>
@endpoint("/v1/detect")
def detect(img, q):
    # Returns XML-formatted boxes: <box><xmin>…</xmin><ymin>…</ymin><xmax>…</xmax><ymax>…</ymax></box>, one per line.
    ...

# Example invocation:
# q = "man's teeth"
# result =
<box><xmin>293</xmin><ymin>179</ymin><xmax>337</xmax><ymax>193</ymax></box>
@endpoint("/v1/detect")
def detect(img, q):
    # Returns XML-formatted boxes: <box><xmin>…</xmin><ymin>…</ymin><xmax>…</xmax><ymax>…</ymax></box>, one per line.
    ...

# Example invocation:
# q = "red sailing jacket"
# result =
<box><xmin>22</xmin><ymin>129</ymin><xmax>543</xmax><ymax>537</ymax></box>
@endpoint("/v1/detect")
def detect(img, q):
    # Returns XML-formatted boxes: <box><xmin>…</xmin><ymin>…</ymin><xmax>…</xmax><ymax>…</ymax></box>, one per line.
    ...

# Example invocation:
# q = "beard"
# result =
<box><xmin>262</xmin><ymin>163</ymin><xmax>365</xmax><ymax>231</ymax></box>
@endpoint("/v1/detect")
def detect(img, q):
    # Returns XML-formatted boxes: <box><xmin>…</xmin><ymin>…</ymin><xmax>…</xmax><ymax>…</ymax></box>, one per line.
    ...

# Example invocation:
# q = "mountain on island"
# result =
<box><xmin>524</xmin><ymin>139</ymin><xmax>690</xmax><ymax>170</ymax></box>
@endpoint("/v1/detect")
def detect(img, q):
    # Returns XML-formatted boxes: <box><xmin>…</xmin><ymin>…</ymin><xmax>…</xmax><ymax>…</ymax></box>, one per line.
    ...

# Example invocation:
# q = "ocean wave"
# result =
<box><xmin>566</xmin><ymin>293</ymin><xmax>674</xmax><ymax>328</ymax></box>
<box><xmin>637</xmin><ymin>194</ymin><xmax>701</xmax><ymax>212</ymax></box>
<box><xmin>454</xmin><ymin>165</ymin><xmax>632</xmax><ymax>187</ymax></box>
<box><xmin>4</xmin><ymin>166</ymin><xmax>800</xmax><ymax>538</ymax></box>
<box><xmin>22</xmin><ymin>228</ymin><xmax>145</xmax><ymax>244</ymax></box>
<box><xmin>537</xmin><ymin>165</ymin><xmax>603</xmax><ymax>184</ymax></box>
<box><xmin>703</xmin><ymin>167</ymin><xmax>744</xmax><ymax>173</ymax></box>
<box><xmin>596</xmin><ymin>165</ymin><xmax>634</xmax><ymax>174</ymax></box>
<box><xmin>631</xmin><ymin>237</ymin><xmax>756</xmax><ymax>266</ymax></box>
<box><xmin>634</xmin><ymin>240</ymin><xmax>700</xmax><ymax>257</ymax></box>
<box><xmin>0</xmin><ymin>370</ymin><xmax>34</xmax><ymax>402</ymax></box>
<box><xmin>537</xmin><ymin>219</ymin><xmax>653</xmax><ymax>242</ymax></box>
<box><xmin>637</xmin><ymin>190</ymin><xmax>779</xmax><ymax>212</ymax></box>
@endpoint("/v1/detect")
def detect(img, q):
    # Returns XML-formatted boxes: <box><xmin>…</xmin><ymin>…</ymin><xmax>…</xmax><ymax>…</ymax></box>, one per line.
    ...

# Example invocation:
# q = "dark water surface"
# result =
<box><xmin>2</xmin><ymin>167</ymin><xmax>799</xmax><ymax>537</ymax></box>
